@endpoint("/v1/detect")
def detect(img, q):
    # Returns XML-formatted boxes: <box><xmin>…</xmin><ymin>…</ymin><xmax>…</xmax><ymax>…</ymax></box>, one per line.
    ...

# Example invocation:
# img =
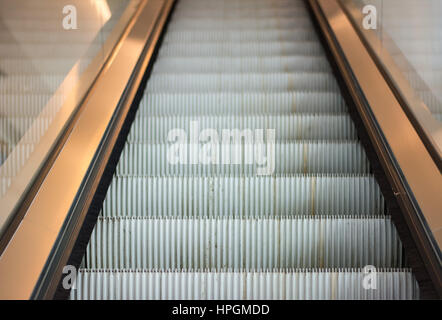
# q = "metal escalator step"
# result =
<box><xmin>175</xmin><ymin>3</ymin><xmax>306</xmax><ymax>10</ymax></box>
<box><xmin>164</xmin><ymin>29</ymin><xmax>318</xmax><ymax>42</ymax></box>
<box><xmin>71</xmin><ymin>269</ymin><xmax>419</xmax><ymax>300</ymax></box>
<box><xmin>172</xmin><ymin>7</ymin><xmax>310</xmax><ymax>18</ymax></box>
<box><xmin>158</xmin><ymin>42</ymin><xmax>325</xmax><ymax>57</ymax></box>
<box><xmin>115</xmin><ymin>141</ymin><xmax>369</xmax><ymax>175</ymax></box>
<box><xmin>146</xmin><ymin>73</ymin><xmax>339</xmax><ymax>92</ymax></box>
<box><xmin>172</xmin><ymin>10</ymin><xmax>311</xmax><ymax>19</ymax></box>
<box><xmin>127</xmin><ymin>115</ymin><xmax>357</xmax><ymax>142</ymax></box>
<box><xmin>175</xmin><ymin>0</ymin><xmax>305</xmax><ymax>7</ymax></box>
<box><xmin>152</xmin><ymin>56</ymin><xmax>331</xmax><ymax>73</ymax></box>
<box><xmin>174</xmin><ymin>1</ymin><xmax>306</xmax><ymax>9</ymax></box>
<box><xmin>168</xmin><ymin>17</ymin><xmax>313</xmax><ymax>30</ymax></box>
<box><xmin>173</xmin><ymin>5</ymin><xmax>309</xmax><ymax>15</ymax></box>
<box><xmin>102</xmin><ymin>175</ymin><xmax>385</xmax><ymax>217</ymax></box>
<box><xmin>137</xmin><ymin>92</ymin><xmax>346</xmax><ymax>115</ymax></box>
<box><xmin>84</xmin><ymin>216</ymin><xmax>402</xmax><ymax>269</ymax></box>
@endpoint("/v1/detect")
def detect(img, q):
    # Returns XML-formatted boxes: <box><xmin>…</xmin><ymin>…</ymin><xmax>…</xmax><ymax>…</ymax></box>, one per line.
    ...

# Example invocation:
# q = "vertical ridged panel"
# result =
<box><xmin>115</xmin><ymin>141</ymin><xmax>369</xmax><ymax>175</ymax></box>
<box><xmin>84</xmin><ymin>216</ymin><xmax>402</xmax><ymax>269</ymax></box>
<box><xmin>72</xmin><ymin>269</ymin><xmax>419</xmax><ymax>300</ymax></box>
<box><xmin>127</xmin><ymin>115</ymin><xmax>357</xmax><ymax>142</ymax></box>
<box><xmin>153</xmin><ymin>56</ymin><xmax>331</xmax><ymax>73</ymax></box>
<box><xmin>163</xmin><ymin>29</ymin><xmax>319</xmax><ymax>42</ymax></box>
<box><xmin>101</xmin><ymin>175</ymin><xmax>385</xmax><ymax>217</ymax></box>
<box><xmin>137</xmin><ymin>92</ymin><xmax>347</xmax><ymax>115</ymax></box>
<box><xmin>168</xmin><ymin>17</ymin><xmax>313</xmax><ymax>30</ymax></box>
<box><xmin>145</xmin><ymin>73</ymin><xmax>339</xmax><ymax>92</ymax></box>
<box><xmin>158</xmin><ymin>41</ymin><xmax>325</xmax><ymax>57</ymax></box>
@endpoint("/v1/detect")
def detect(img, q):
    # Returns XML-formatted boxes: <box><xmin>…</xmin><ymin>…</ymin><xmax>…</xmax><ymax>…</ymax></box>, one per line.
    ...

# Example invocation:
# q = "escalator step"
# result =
<box><xmin>84</xmin><ymin>216</ymin><xmax>402</xmax><ymax>269</ymax></box>
<box><xmin>168</xmin><ymin>17</ymin><xmax>313</xmax><ymax>30</ymax></box>
<box><xmin>137</xmin><ymin>92</ymin><xmax>347</xmax><ymax>115</ymax></box>
<box><xmin>158</xmin><ymin>42</ymin><xmax>325</xmax><ymax>57</ymax></box>
<box><xmin>173</xmin><ymin>8</ymin><xmax>310</xmax><ymax>19</ymax></box>
<box><xmin>127</xmin><ymin>115</ymin><xmax>357</xmax><ymax>141</ymax></box>
<box><xmin>153</xmin><ymin>56</ymin><xmax>331</xmax><ymax>73</ymax></box>
<box><xmin>71</xmin><ymin>269</ymin><xmax>419</xmax><ymax>300</ymax></box>
<box><xmin>164</xmin><ymin>29</ymin><xmax>318</xmax><ymax>42</ymax></box>
<box><xmin>115</xmin><ymin>141</ymin><xmax>369</xmax><ymax>175</ymax></box>
<box><xmin>145</xmin><ymin>73</ymin><xmax>339</xmax><ymax>92</ymax></box>
<box><xmin>102</xmin><ymin>175</ymin><xmax>385</xmax><ymax>217</ymax></box>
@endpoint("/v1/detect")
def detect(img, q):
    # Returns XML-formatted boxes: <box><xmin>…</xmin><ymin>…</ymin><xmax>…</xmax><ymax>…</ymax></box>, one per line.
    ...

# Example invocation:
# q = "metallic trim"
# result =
<box><xmin>340</xmin><ymin>0</ymin><xmax>442</xmax><ymax>169</ymax></box>
<box><xmin>0</xmin><ymin>0</ymin><xmax>141</xmax><ymax>246</ymax></box>
<box><xmin>308</xmin><ymin>0</ymin><xmax>441</xmax><ymax>297</ymax></box>
<box><xmin>0</xmin><ymin>0</ymin><xmax>174</xmax><ymax>299</ymax></box>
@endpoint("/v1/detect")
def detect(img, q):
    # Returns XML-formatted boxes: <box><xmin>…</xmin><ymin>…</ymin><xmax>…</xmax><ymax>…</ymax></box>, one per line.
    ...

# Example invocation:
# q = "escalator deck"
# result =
<box><xmin>71</xmin><ymin>0</ymin><xmax>419</xmax><ymax>300</ymax></box>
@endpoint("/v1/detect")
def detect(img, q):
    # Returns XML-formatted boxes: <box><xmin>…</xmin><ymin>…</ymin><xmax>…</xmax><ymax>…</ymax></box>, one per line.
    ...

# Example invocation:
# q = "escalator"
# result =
<box><xmin>69</xmin><ymin>0</ymin><xmax>418</xmax><ymax>300</ymax></box>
